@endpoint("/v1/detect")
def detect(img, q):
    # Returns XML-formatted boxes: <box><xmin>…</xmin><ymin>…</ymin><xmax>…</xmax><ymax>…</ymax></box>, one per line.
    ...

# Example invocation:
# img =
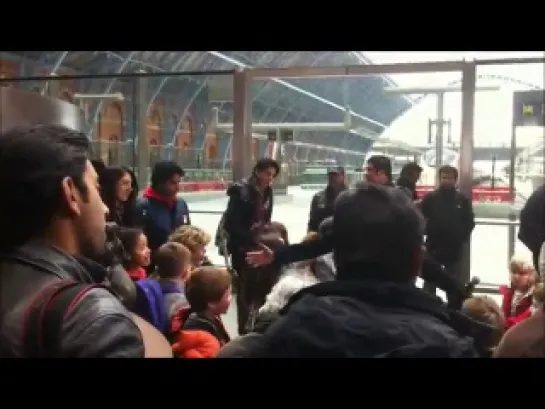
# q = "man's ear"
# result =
<box><xmin>60</xmin><ymin>176</ymin><xmax>82</xmax><ymax>217</ymax></box>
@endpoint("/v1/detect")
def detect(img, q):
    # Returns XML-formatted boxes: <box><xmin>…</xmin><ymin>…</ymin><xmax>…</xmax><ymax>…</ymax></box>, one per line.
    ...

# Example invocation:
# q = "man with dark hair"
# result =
<box><xmin>0</xmin><ymin>125</ymin><xmax>154</xmax><ymax>358</ymax></box>
<box><xmin>397</xmin><ymin>162</ymin><xmax>423</xmax><ymax>201</ymax></box>
<box><xmin>221</xmin><ymin>157</ymin><xmax>279</xmax><ymax>335</ymax></box>
<box><xmin>248</xmin><ymin>184</ymin><xmax>477</xmax><ymax>357</ymax></box>
<box><xmin>365</xmin><ymin>155</ymin><xmax>393</xmax><ymax>186</ymax></box>
<box><xmin>419</xmin><ymin>165</ymin><xmax>475</xmax><ymax>295</ymax></box>
<box><xmin>307</xmin><ymin>166</ymin><xmax>347</xmax><ymax>233</ymax></box>
<box><xmin>136</xmin><ymin>161</ymin><xmax>189</xmax><ymax>269</ymax></box>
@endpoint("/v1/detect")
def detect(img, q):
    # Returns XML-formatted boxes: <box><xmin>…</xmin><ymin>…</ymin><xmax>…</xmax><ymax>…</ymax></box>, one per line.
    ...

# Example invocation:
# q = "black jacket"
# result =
<box><xmin>518</xmin><ymin>185</ymin><xmax>545</xmax><ymax>254</ymax></box>
<box><xmin>247</xmin><ymin>275</ymin><xmax>478</xmax><ymax>358</ymax></box>
<box><xmin>0</xmin><ymin>241</ymin><xmax>145</xmax><ymax>358</ymax></box>
<box><xmin>419</xmin><ymin>188</ymin><xmax>475</xmax><ymax>264</ymax></box>
<box><xmin>307</xmin><ymin>186</ymin><xmax>346</xmax><ymax>232</ymax></box>
<box><xmin>223</xmin><ymin>177</ymin><xmax>273</xmax><ymax>254</ymax></box>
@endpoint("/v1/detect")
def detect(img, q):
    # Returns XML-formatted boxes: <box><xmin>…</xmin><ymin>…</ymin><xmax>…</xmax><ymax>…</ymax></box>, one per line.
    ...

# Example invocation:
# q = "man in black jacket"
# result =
<box><xmin>247</xmin><ymin>184</ymin><xmax>478</xmax><ymax>357</ymax></box>
<box><xmin>518</xmin><ymin>184</ymin><xmax>545</xmax><ymax>274</ymax></box>
<box><xmin>419</xmin><ymin>165</ymin><xmax>475</xmax><ymax>294</ymax></box>
<box><xmin>223</xmin><ymin>158</ymin><xmax>279</xmax><ymax>334</ymax></box>
<box><xmin>307</xmin><ymin>166</ymin><xmax>347</xmax><ymax>232</ymax></box>
<box><xmin>0</xmin><ymin>125</ymin><xmax>153</xmax><ymax>358</ymax></box>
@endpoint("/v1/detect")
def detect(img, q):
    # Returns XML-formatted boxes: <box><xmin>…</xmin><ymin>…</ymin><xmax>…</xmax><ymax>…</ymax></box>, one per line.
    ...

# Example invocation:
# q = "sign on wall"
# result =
<box><xmin>512</xmin><ymin>89</ymin><xmax>545</xmax><ymax>127</ymax></box>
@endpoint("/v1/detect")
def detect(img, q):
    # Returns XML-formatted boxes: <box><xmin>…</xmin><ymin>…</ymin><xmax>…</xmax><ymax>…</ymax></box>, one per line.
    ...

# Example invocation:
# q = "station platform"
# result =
<box><xmin>189</xmin><ymin>186</ymin><xmax>528</xmax><ymax>337</ymax></box>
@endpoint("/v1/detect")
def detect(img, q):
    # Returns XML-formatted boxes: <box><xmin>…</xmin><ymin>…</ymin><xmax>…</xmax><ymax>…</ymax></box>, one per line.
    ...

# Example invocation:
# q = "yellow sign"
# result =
<box><xmin>522</xmin><ymin>104</ymin><xmax>534</xmax><ymax>116</ymax></box>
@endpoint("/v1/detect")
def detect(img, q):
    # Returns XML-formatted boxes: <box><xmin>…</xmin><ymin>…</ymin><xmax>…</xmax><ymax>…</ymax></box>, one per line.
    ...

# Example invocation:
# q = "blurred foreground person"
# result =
<box><xmin>248</xmin><ymin>184</ymin><xmax>478</xmax><ymax>358</ymax></box>
<box><xmin>0</xmin><ymin>125</ymin><xmax>171</xmax><ymax>358</ymax></box>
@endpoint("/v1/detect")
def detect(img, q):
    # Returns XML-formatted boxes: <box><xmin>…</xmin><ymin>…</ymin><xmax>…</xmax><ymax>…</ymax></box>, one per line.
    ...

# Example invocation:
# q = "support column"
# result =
<box><xmin>232</xmin><ymin>69</ymin><xmax>253</xmax><ymax>182</ymax></box>
<box><xmin>458</xmin><ymin>62</ymin><xmax>476</xmax><ymax>284</ymax></box>
<box><xmin>136</xmin><ymin>76</ymin><xmax>150</xmax><ymax>189</ymax></box>
<box><xmin>434</xmin><ymin>92</ymin><xmax>445</xmax><ymax>187</ymax></box>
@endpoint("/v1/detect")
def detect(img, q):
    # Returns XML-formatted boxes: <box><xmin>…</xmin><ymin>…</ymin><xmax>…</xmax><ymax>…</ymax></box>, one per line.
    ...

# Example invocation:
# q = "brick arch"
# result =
<box><xmin>147</xmin><ymin>108</ymin><xmax>162</xmax><ymax>146</ymax></box>
<box><xmin>206</xmin><ymin>137</ymin><xmax>218</xmax><ymax>161</ymax></box>
<box><xmin>175</xmin><ymin>113</ymin><xmax>194</xmax><ymax>150</ymax></box>
<box><xmin>98</xmin><ymin>102</ymin><xmax>124</xmax><ymax>141</ymax></box>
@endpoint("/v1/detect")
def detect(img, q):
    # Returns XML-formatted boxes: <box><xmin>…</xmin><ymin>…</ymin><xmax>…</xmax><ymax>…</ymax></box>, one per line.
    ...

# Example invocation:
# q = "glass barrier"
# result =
<box><xmin>0</xmin><ymin>71</ymin><xmax>236</xmax><ymax>190</ymax></box>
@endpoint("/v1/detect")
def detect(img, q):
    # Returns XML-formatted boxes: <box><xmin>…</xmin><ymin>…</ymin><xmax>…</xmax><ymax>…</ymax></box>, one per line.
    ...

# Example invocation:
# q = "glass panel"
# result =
<box><xmin>472</xmin><ymin>60</ymin><xmax>544</xmax><ymax>285</ymax></box>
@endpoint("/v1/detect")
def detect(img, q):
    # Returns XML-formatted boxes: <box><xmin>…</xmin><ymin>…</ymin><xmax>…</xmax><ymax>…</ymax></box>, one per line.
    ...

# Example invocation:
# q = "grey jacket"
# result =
<box><xmin>0</xmin><ymin>241</ymin><xmax>145</xmax><ymax>358</ymax></box>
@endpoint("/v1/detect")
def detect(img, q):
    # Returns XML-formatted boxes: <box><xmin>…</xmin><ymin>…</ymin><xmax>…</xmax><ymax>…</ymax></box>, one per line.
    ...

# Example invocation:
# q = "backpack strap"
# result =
<box><xmin>22</xmin><ymin>280</ymin><xmax>108</xmax><ymax>358</ymax></box>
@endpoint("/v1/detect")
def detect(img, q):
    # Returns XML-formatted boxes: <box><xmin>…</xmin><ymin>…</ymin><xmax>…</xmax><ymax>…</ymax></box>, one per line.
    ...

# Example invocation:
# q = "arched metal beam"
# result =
<box><xmin>412</xmin><ymin>73</ymin><xmax>543</xmax><ymax>104</ymax></box>
<box><xmin>256</xmin><ymin>52</ymin><xmax>334</xmax><ymax>122</ymax></box>
<box><xmin>170</xmin><ymin>81</ymin><xmax>208</xmax><ymax>145</ymax></box>
<box><xmin>146</xmin><ymin>53</ymin><xmax>193</xmax><ymax>115</ymax></box>
<box><xmin>207</xmin><ymin>51</ymin><xmax>387</xmax><ymax>131</ymax></box>
<box><xmin>88</xmin><ymin>51</ymin><xmax>139</xmax><ymax>136</ymax></box>
<box><xmin>40</xmin><ymin>51</ymin><xmax>69</xmax><ymax>95</ymax></box>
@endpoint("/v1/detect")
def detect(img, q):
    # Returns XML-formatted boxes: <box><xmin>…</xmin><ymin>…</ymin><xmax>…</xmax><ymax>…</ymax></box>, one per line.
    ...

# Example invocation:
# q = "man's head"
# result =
<box><xmin>327</xmin><ymin>166</ymin><xmax>346</xmax><ymax>189</ymax></box>
<box><xmin>332</xmin><ymin>183</ymin><xmax>425</xmax><ymax>283</ymax></box>
<box><xmin>438</xmin><ymin>165</ymin><xmax>458</xmax><ymax>189</ymax></box>
<box><xmin>253</xmin><ymin>158</ymin><xmax>280</xmax><ymax>188</ymax></box>
<box><xmin>365</xmin><ymin>155</ymin><xmax>392</xmax><ymax>185</ymax></box>
<box><xmin>151</xmin><ymin>161</ymin><xmax>184</xmax><ymax>198</ymax></box>
<box><xmin>0</xmin><ymin>125</ymin><xmax>108</xmax><ymax>259</ymax></box>
<box><xmin>400</xmin><ymin>162</ymin><xmax>423</xmax><ymax>184</ymax></box>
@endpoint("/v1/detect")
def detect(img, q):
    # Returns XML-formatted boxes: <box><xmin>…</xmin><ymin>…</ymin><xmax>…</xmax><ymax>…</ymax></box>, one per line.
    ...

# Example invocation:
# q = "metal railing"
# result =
<box><xmin>195</xmin><ymin>213</ymin><xmax>521</xmax><ymax>294</ymax></box>
<box><xmin>471</xmin><ymin>217</ymin><xmax>521</xmax><ymax>295</ymax></box>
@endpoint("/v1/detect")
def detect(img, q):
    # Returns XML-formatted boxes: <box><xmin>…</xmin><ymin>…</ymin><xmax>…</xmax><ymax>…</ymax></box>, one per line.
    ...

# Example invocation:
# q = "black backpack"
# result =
<box><xmin>21</xmin><ymin>280</ymin><xmax>113</xmax><ymax>358</ymax></box>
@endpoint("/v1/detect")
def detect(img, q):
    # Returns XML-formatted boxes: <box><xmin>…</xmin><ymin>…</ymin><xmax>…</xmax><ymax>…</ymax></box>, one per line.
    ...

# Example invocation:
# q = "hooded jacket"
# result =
<box><xmin>136</xmin><ymin>186</ymin><xmax>190</xmax><ymax>254</ymax></box>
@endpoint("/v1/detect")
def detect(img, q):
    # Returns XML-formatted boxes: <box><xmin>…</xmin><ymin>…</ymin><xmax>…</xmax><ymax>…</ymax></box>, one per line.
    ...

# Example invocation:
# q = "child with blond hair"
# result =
<box><xmin>499</xmin><ymin>255</ymin><xmax>537</xmax><ymax>330</ymax></box>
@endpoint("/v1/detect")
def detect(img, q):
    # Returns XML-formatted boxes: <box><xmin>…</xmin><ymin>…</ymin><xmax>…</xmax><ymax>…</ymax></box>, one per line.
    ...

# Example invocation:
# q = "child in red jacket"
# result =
<box><xmin>499</xmin><ymin>256</ymin><xmax>538</xmax><ymax>330</ymax></box>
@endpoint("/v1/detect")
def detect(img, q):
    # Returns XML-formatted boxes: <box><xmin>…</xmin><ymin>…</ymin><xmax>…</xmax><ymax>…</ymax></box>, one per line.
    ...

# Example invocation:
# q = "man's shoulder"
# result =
<box><xmin>60</xmin><ymin>287</ymin><xmax>145</xmax><ymax>357</ymax></box>
<box><xmin>253</xmin><ymin>291</ymin><xmax>475</xmax><ymax>358</ymax></box>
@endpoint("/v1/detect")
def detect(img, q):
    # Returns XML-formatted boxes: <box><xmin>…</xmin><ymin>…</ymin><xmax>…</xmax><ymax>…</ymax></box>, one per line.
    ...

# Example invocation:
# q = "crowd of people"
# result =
<box><xmin>0</xmin><ymin>123</ymin><xmax>544</xmax><ymax>358</ymax></box>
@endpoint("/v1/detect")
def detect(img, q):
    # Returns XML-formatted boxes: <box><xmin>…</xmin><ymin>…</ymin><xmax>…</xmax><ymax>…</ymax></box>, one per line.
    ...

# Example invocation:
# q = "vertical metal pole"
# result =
<box><xmin>435</xmin><ymin>92</ymin><xmax>445</xmax><ymax>187</ymax></box>
<box><xmin>458</xmin><ymin>62</ymin><xmax>476</xmax><ymax>284</ymax></box>
<box><xmin>232</xmin><ymin>69</ymin><xmax>253</xmax><ymax>182</ymax></box>
<box><xmin>507</xmin><ymin>121</ymin><xmax>517</xmax><ymax>260</ymax></box>
<box><xmin>136</xmin><ymin>76</ymin><xmax>149</xmax><ymax>189</ymax></box>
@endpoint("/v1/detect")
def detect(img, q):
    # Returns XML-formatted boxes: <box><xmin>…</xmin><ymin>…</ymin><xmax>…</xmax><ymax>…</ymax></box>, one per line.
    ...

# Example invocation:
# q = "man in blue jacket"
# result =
<box><xmin>136</xmin><ymin>161</ymin><xmax>190</xmax><ymax>272</ymax></box>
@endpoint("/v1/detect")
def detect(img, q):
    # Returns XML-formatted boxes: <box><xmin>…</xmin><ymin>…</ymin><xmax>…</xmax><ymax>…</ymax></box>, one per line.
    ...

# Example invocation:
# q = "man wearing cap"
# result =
<box><xmin>307</xmin><ymin>166</ymin><xmax>347</xmax><ymax>233</ymax></box>
<box><xmin>247</xmin><ymin>184</ymin><xmax>478</xmax><ymax>357</ymax></box>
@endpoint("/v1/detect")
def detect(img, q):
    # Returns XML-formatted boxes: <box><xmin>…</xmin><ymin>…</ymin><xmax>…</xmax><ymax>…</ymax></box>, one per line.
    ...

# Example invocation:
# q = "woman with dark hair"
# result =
<box><xmin>100</xmin><ymin>166</ymin><xmax>138</xmax><ymax>227</ymax></box>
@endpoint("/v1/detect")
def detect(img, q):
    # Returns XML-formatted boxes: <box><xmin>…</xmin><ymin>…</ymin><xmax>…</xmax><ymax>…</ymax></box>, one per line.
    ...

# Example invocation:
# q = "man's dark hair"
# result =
<box><xmin>150</xmin><ymin>161</ymin><xmax>185</xmax><ymax>189</ymax></box>
<box><xmin>0</xmin><ymin>125</ymin><xmax>90</xmax><ymax>251</ymax></box>
<box><xmin>253</xmin><ymin>158</ymin><xmax>280</xmax><ymax>177</ymax></box>
<box><xmin>332</xmin><ymin>183</ymin><xmax>424</xmax><ymax>281</ymax></box>
<box><xmin>367</xmin><ymin>155</ymin><xmax>392</xmax><ymax>182</ymax></box>
<box><xmin>439</xmin><ymin>165</ymin><xmax>458</xmax><ymax>179</ymax></box>
<box><xmin>400</xmin><ymin>162</ymin><xmax>422</xmax><ymax>177</ymax></box>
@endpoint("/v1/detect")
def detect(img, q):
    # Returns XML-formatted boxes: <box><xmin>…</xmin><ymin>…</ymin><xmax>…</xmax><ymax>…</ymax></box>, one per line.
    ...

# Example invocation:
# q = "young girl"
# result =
<box><xmin>499</xmin><ymin>256</ymin><xmax>537</xmax><ymax>330</ymax></box>
<box><xmin>118</xmin><ymin>227</ymin><xmax>151</xmax><ymax>281</ymax></box>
